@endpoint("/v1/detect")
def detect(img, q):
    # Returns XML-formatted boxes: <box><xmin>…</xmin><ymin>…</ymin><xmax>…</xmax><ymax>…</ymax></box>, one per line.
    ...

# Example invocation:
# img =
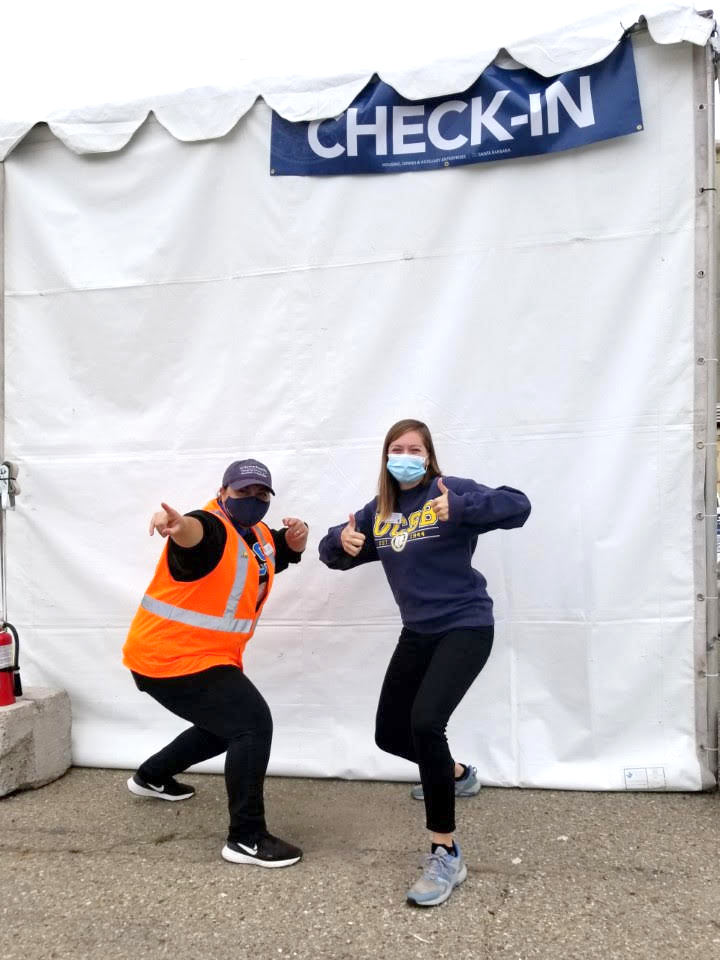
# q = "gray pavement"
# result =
<box><xmin>0</xmin><ymin>768</ymin><xmax>719</xmax><ymax>960</ymax></box>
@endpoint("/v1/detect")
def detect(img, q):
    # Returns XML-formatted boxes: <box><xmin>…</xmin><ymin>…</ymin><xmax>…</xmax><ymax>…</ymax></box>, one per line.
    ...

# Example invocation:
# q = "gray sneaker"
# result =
<box><xmin>410</xmin><ymin>764</ymin><xmax>482</xmax><ymax>800</ymax></box>
<box><xmin>406</xmin><ymin>843</ymin><xmax>467</xmax><ymax>907</ymax></box>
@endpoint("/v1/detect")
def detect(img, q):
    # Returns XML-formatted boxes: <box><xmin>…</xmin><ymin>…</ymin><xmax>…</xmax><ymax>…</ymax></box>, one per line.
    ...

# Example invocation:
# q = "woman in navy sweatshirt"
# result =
<box><xmin>318</xmin><ymin>418</ymin><xmax>530</xmax><ymax>907</ymax></box>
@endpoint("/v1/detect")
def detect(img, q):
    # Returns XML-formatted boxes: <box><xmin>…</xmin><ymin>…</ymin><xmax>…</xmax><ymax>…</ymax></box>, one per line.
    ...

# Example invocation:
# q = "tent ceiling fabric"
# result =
<box><xmin>0</xmin><ymin>2</ymin><xmax>714</xmax><ymax>159</ymax></box>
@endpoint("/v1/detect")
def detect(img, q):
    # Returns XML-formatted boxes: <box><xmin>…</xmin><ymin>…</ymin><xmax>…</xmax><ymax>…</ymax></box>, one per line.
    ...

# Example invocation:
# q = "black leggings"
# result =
<box><xmin>132</xmin><ymin>665</ymin><xmax>272</xmax><ymax>843</ymax></box>
<box><xmin>374</xmin><ymin>625</ymin><xmax>494</xmax><ymax>834</ymax></box>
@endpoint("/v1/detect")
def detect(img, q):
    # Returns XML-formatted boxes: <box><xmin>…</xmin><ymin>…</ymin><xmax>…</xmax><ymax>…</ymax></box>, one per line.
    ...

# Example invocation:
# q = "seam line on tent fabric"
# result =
<box><xmin>10</xmin><ymin>425</ymin><xmax>697</xmax><ymax>464</ymax></box>
<box><xmin>18</xmin><ymin>420</ymin><xmax>695</xmax><ymax>440</ymax></box>
<box><xmin>24</xmin><ymin>616</ymin><xmax>697</xmax><ymax>630</ymax></box>
<box><xmin>4</xmin><ymin>228</ymin><xmax>666</xmax><ymax>299</ymax></box>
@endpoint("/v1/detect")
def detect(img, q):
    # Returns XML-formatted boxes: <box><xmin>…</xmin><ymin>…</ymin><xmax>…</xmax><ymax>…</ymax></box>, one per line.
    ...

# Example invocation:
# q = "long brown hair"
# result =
<box><xmin>376</xmin><ymin>419</ymin><xmax>442</xmax><ymax>520</ymax></box>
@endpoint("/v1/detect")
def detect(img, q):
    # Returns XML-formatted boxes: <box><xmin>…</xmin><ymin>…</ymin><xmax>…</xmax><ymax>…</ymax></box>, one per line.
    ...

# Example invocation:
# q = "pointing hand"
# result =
<box><xmin>149</xmin><ymin>502</ymin><xmax>185</xmax><ymax>538</ymax></box>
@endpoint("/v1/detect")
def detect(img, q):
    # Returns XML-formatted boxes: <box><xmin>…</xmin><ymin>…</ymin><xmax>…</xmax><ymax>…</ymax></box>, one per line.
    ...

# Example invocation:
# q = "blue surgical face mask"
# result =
<box><xmin>222</xmin><ymin>495</ymin><xmax>270</xmax><ymax>529</ymax></box>
<box><xmin>387</xmin><ymin>454</ymin><xmax>427</xmax><ymax>484</ymax></box>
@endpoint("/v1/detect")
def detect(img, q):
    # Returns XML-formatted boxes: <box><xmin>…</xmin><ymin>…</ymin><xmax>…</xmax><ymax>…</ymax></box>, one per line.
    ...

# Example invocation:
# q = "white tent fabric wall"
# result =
<box><xmin>2</xmin><ymin>33</ymin><xmax>711</xmax><ymax>789</ymax></box>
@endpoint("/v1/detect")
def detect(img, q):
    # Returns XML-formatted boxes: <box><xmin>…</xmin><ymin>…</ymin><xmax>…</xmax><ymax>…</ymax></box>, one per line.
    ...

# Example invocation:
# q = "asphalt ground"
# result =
<box><xmin>0</xmin><ymin>768</ymin><xmax>718</xmax><ymax>960</ymax></box>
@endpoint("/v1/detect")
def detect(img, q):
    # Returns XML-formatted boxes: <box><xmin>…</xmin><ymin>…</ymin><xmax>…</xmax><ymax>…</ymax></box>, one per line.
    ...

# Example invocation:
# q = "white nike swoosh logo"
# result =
<box><xmin>147</xmin><ymin>783</ymin><xmax>165</xmax><ymax>792</ymax></box>
<box><xmin>236</xmin><ymin>842</ymin><xmax>258</xmax><ymax>856</ymax></box>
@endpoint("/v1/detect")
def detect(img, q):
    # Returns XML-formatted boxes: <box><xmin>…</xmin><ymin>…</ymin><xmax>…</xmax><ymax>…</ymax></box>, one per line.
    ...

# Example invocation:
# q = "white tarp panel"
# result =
<box><xmin>0</xmin><ymin>2</ymin><xmax>713</xmax><ymax>158</ymax></box>
<box><xmin>3</xmin><ymin>33</ymin><xmax>711</xmax><ymax>789</ymax></box>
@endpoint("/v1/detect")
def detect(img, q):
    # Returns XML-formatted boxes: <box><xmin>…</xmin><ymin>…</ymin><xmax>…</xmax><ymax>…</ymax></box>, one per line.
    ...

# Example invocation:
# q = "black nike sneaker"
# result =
<box><xmin>127</xmin><ymin>773</ymin><xmax>195</xmax><ymax>801</ymax></box>
<box><xmin>221</xmin><ymin>832</ymin><xmax>303</xmax><ymax>868</ymax></box>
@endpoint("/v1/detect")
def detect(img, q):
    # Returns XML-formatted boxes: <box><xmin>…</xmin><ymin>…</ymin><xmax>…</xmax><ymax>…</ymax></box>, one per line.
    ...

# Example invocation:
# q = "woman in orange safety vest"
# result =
<box><xmin>123</xmin><ymin>458</ymin><xmax>307</xmax><ymax>868</ymax></box>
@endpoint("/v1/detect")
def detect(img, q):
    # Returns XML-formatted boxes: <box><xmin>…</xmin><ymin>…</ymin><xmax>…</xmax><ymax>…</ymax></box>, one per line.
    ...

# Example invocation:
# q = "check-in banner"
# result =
<box><xmin>270</xmin><ymin>38</ymin><xmax>642</xmax><ymax>176</ymax></box>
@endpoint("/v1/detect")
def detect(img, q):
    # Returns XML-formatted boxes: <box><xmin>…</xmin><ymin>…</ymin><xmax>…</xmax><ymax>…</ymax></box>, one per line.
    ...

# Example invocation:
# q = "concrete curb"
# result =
<box><xmin>0</xmin><ymin>687</ymin><xmax>71</xmax><ymax>796</ymax></box>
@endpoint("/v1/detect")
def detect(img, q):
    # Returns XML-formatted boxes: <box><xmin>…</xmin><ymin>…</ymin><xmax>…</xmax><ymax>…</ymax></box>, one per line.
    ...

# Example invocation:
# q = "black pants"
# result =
<box><xmin>374</xmin><ymin>625</ymin><xmax>494</xmax><ymax>834</ymax></box>
<box><xmin>132</xmin><ymin>665</ymin><xmax>272</xmax><ymax>842</ymax></box>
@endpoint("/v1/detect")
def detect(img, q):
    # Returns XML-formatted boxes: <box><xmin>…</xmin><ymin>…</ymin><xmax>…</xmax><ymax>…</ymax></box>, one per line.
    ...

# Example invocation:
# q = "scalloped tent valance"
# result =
<box><xmin>0</xmin><ymin>2</ymin><xmax>714</xmax><ymax>160</ymax></box>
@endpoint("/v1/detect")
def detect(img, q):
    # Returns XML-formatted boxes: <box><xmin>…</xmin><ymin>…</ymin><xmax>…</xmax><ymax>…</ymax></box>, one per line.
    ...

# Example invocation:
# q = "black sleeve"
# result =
<box><xmin>167</xmin><ymin>510</ymin><xmax>227</xmax><ymax>582</ymax></box>
<box><xmin>271</xmin><ymin>527</ymin><xmax>304</xmax><ymax>574</ymax></box>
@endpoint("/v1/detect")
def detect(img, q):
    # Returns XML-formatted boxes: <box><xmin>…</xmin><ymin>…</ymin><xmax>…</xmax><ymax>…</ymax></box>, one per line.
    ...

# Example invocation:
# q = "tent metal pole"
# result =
<box><xmin>0</xmin><ymin>161</ymin><xmax>5</xmax><ymax>628</ymax></box>
<box><xmin>0</xmin><ymin>160</ymin><xmax>4</xmax><ymax>464</ymax></box>
<box><xmin>697</xmin><ymin>43</ymin><xmax>718</xmax><ymax>781</ymax></box>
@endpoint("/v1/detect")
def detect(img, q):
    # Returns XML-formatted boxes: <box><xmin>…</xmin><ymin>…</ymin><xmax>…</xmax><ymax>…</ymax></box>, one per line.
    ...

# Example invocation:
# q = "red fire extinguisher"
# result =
<box><xmin>0</xmin><ymin>623</ymin><xmax>20</xmax><ymax>706</ymax></box>
<box><xmin>0</xmin><ymin>627</ymin><xmax>14</xmax><ymax>706</ymax></box>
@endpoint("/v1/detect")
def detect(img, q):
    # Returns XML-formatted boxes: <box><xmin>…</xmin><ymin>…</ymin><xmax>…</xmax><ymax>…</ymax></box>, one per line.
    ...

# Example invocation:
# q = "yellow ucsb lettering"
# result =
<box><xmin>420</xmin><ymin>501</ymin><xmax>437</xmax><ymax>527</ymax></box>
<box><xmin>374</xmin><ymin>503</ymin><xmax>437</xmax><ymax>537</ymax></box>
<box><xmin>374</xmin><ymin>515</ymin><xmax>392</xmax><ymax>537</ymax></box>
<box><xmin>375</xmin><ymin>515</ymin><xmax>411</xmax><ymax>537</ymax></box>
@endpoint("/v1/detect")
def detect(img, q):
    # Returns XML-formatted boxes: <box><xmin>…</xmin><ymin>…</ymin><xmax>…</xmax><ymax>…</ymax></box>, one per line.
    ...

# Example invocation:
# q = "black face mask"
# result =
<box><xmin>223</xmin><ymin>495</ymin><xmax>270</xmax><ymax>529</ymax></box>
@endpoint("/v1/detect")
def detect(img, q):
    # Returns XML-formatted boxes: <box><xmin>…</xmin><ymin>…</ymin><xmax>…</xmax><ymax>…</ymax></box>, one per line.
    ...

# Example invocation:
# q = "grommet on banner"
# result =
<box><xmin>695</xmin><ymin>513</ymin><xmax>718</xmax><ymax>519</ymax></box>
<box><xmin>696</xmin><ymin>357</ymin><xmax>718</xmax><ymax>364</ymax></box>
<box><xmin>697</xmin><ymin>594</ymin><xmax>719</xmax><ymax>601</ymax></box>
<box><xmin>697</xmin><ymin>269</ymin><xmax>705</xmax><ymax>278</ymax></box>
<box><xmin>696</xmin><ymin>441</ymin><xmax>717</xmax><ymax>449</ymax></box>
<box><xmin>699</xmin><ymin>186</ymin><xmax>717</xmax><ymax>193</ymax></box>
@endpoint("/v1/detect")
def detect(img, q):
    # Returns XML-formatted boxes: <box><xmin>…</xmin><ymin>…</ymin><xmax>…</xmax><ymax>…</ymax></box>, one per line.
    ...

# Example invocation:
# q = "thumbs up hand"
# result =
<box><xmin>430</xmin><ymin>478</ymin><xmax>451</xmax><ymax>522</ymax></box>
<box><xmin>340</xmin><ymin>512</ymin><xmax>366</xmax><ymax>557</ymax></box>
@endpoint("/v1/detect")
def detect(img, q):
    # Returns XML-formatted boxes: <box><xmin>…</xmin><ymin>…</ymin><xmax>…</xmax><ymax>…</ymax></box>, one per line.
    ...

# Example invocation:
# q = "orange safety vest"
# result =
<box><xmin>122</xmin><ymin>498</ymin><xmax>276</xmax><ymax>677</ymax></box>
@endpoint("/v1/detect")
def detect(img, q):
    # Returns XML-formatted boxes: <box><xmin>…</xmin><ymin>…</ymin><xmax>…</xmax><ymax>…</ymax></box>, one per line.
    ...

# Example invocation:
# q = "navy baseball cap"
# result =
<box><xmin>222</xmin><ymin>459</ymin><xmax>275</xmax><ymax>495</ymax></box>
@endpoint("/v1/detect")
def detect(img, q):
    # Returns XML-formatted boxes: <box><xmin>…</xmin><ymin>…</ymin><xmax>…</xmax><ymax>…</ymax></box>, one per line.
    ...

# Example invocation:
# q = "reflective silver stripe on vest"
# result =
<box><xmin>140</xmin><ymin>595</ymin><xmax>255</xmax><ymax>634</ymax></box>
<box><xmin>224</xmin><ymin>548</ymin><xmax>250</xmax><ymax>617</ymax></box>
<box><xmin>141</xmin><ymin>536</ymin><xmax>253</xmax><ymax>634</ymax></box>
<box><xmin>139</xmin><ymin>512</ymin><xmax>274</xmax><ymax>633</ymax></box>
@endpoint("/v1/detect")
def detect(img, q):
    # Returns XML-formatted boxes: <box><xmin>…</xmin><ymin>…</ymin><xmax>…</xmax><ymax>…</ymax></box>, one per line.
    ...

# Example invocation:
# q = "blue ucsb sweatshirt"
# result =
<box><xmin>318</xmin><ymin>476</ymin><xmax>531</xmax><ymax>633</ymax></box>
